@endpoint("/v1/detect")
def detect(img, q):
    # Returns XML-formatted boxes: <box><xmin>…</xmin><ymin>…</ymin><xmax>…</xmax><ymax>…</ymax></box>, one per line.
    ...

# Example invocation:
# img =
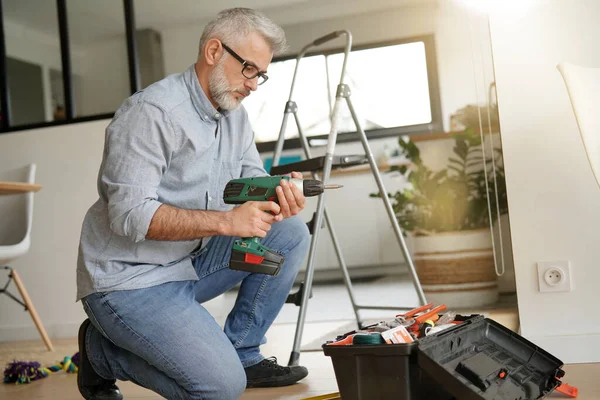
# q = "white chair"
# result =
<box><xmin>0</xmin><ymin>163</ymin><xmax>54</xmax><ymax>351</ymax></box>
<box><xmin>557</xmin><ymin>62</ymin><xmax>600</xmax><ymax>188</ymax></box>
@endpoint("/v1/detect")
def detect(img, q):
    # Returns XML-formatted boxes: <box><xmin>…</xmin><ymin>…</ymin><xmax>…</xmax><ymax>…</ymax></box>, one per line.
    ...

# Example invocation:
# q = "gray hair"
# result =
<box><xmin>199</xmin><ymin>8</ymin><xmax>288</xmax><ymax>58</ymax></box>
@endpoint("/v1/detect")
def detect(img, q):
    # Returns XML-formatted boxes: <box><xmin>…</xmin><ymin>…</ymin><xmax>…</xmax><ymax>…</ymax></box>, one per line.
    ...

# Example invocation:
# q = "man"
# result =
<box><xmin>75</xmin><ymin>8</ymin><xmax>310</xmax><ymax>400</ymax></box>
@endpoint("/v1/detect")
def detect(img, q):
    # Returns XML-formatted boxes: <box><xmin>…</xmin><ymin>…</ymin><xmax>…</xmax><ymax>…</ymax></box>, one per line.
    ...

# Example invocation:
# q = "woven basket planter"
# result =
<box><xmin>408</xmin><ymin>228</ymin><xmax>499</xmax><ymax>308</ymax></box>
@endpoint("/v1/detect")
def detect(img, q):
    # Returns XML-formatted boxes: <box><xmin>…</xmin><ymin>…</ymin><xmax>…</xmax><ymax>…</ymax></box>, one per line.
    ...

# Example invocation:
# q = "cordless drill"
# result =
<box><xmin>223</xmin><ymin>175</ymin><xmax>342</xmax><ymax>276</ymax></box>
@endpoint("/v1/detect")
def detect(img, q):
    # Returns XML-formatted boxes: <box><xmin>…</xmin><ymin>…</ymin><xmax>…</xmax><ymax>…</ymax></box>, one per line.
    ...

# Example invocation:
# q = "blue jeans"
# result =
<box><xmin>81</xmin><ymin>216</ymin><xmax>310</xmax><ymax>400</ymax></box>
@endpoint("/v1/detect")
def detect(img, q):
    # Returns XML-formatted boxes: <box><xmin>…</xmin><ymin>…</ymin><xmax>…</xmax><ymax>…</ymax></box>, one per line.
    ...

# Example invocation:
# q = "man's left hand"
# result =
<box><xmin>276</xmin><ymin>171</ymin><xmax>306</xmax><ymax>219</ymax></box>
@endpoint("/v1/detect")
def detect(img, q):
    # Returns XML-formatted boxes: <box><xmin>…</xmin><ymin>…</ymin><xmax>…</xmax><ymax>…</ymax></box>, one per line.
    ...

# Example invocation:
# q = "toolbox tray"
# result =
<box><xmin>322</xmin><ymin>315</ymin><xmax>565</xmax><ymax>400</ymax></box>
<box><xmin>417</xmin><ymin>315</ymin><xmax>564</xmax><ymax>399</ymax></box>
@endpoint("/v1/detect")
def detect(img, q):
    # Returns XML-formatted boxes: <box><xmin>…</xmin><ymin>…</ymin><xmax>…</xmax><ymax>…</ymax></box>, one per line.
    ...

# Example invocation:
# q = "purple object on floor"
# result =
<box><xmin>72</xmin><ymin>352</ymin><xmax>80</xmax><ymax>368</ymax></box>
<box><xmin>3</xmin><ymin>352</ymin><xmax>80</xmax><ymax>385</ymax></box>
<box><xmin>3</xmin><ymin>360</ymin><xmax>45</xmax><ymax>384</ymax></box>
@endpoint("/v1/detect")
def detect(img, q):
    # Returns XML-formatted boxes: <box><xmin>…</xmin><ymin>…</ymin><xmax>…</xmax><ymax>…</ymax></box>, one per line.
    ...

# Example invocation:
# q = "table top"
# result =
<box><xmin>0</xmin><ymin>181</ymin><xmax>42</xmax><ymax>195</ymax></box>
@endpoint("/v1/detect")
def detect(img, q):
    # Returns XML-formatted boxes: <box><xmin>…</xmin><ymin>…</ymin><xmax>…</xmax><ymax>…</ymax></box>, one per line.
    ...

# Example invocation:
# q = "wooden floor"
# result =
<box><xmin>1</xmin><ymin>309</ymin><xmax>598</xmax><ymax>399</ymax></box>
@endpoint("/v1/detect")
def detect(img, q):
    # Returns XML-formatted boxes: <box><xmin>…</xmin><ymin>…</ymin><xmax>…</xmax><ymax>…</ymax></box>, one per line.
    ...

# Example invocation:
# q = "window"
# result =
<box><xmin>0</xmin><ymin>0</ymin><xmax>139</xmax><ymax>132</ymax></box>
<box><xmin>1</xmin><ymin>0</ymin><xmax>63</xmax><ymax>127</ymax></box>
<box><xmin>247</xmin><ymin>35</ymin><xmax>442</xmax><ymax>153</ymax></box>
<box><xmin>67</xmin><ymin>0</ymin><xmax>129</xmax><ymax>118</ymax></box>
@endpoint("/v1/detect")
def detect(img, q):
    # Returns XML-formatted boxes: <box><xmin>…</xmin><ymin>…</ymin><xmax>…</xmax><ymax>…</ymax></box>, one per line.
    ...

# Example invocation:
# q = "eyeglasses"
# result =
<box><xmin>221</xmin><ymin>43</ymin><xmax>269</xmax><ymax>85</ymax></box>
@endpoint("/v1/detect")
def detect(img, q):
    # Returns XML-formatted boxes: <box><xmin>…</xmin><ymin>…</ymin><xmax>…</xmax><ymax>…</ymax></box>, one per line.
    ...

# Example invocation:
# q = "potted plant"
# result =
<box><xmin>372</xmin><ymin>125</ymin><xmax>508</xmax><ymax>307</ymax></box>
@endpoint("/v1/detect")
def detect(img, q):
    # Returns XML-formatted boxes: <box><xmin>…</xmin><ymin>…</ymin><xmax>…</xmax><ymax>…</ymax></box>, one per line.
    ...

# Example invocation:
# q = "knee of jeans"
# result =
<box><xmin>286</xmin><ymin>215</ymin><xmax>311</xmax><ymax>250</ymax></box>
<box><xmin>222</xmin><ymin>369</ymin><xmax>246</xmax><ymax>400</ymax></box>
<box><xmin>186</xmin><ymin>359</ymin><xmax>246</xmax><ymax>400</ymax></box>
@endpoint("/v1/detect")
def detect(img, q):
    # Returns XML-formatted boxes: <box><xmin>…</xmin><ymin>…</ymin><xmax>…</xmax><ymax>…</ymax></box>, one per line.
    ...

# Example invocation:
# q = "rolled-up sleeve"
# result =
<box><xmin>101</xmin><ymin>101</ymin><xmax>177</xmax><ymax>243</ymax></box>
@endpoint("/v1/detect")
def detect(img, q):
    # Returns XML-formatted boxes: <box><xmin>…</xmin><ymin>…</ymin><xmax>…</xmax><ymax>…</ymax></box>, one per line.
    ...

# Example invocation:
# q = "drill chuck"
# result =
<box><xmin>300</xmin><ymin>179</ymin><xmax>324</xmax><ymax>197</ymax></box>
<box><xmin>290</xmin><ymin>178</ymin><xmax>343</xmax><ymax>197</ymax></box>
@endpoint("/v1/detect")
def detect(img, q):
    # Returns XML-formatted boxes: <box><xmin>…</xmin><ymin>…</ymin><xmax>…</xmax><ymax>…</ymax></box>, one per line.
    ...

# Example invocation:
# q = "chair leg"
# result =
<box><xmin>10</xmin><ymin>269</ymin><xmax>54</xmax><ymax>352</ymax></box>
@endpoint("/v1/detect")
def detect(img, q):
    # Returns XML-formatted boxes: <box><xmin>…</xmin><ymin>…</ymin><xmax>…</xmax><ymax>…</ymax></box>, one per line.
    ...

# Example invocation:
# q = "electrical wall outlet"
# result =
<box><xmin>537</xmin><ymin>261</ymin><xmax>573</xmax><ymax>293</ymax></box>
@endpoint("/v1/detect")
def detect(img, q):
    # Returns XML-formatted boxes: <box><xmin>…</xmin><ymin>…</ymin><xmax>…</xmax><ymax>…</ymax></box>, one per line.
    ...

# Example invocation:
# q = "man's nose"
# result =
<box><xmin>245</xmin><ymin>78</ymin><xmax>258</xmax><ymax>91</ymax></box>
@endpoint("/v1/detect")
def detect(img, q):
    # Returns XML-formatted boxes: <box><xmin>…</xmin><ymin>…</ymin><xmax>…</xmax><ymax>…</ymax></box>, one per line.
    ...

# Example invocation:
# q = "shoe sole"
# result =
<box><xmin>246</xmin><ymin>367</ymin><xmax>309</xmax><ymax>388</ymax></box>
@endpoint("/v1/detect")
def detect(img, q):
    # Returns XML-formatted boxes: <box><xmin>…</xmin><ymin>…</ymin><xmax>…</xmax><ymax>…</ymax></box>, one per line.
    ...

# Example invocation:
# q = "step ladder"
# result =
<box><xmin>269</xmin><ymin>30</ymin><xmax>427</xmax><ymax>366</ymax></box>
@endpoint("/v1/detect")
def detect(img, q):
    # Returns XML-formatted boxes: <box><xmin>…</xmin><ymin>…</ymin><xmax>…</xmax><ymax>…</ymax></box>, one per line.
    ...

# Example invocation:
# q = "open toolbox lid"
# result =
<box><xmin>416</xmin><ymin>315</ymin><xmax>575</xmax><ymax>399</ymax></box>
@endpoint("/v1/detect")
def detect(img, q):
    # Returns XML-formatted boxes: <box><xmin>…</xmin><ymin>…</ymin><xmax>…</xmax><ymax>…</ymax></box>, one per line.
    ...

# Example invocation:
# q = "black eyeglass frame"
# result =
<box><xmin>221</xmin><ymin>43</ymin><xmax>269</xmax><ymax>85</ymax></box>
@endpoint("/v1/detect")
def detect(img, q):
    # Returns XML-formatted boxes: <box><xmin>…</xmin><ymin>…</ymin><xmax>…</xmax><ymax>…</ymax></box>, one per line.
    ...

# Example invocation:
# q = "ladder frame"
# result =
<box><xmin>271</xmin><ymin>30</ymin><xmax>427</xmax><ymax>366</ymax></box>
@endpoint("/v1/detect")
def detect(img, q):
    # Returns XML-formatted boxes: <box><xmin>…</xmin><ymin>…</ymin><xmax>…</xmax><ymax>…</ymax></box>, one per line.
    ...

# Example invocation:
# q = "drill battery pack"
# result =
<box><xmin>322</xmin><ymin>315</ymin><xmax>575</xmax><ymax>400</ymax></box>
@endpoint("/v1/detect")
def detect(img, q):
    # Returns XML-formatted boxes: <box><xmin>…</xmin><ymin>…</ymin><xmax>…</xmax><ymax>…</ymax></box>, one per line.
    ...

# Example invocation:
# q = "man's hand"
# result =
<box><xmin>224</xmin><ymin>201</ymin><xmax>282</xmax><ymax>238</ymax></box>
<box><xmin>276</xmin><ymin>171</ymin><xmax>306</xmax><ymax>219</ymax></box>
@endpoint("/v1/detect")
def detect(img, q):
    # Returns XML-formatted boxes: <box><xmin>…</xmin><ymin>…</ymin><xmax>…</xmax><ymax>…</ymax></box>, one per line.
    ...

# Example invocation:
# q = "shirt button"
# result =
<box><xmin>208</xmin><ymin>196</ymin><xmax>213</xmax><ymax>202</ymax></box>
<box><xmin>214</xmin><ymin>113</ymin><xmax>221</xmax><ymax>120</ymax></box>
<box><xmin>203</xmin><ymin>115</ymin><xmax>208</xmax><ymax>120</ymax></box>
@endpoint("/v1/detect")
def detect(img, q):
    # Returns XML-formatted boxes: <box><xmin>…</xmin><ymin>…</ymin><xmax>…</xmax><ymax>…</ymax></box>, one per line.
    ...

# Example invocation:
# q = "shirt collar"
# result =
<box><xmin>184</xmin><ymin>63</ymin><xmax>229</xmax><ymax>122</ymax></box>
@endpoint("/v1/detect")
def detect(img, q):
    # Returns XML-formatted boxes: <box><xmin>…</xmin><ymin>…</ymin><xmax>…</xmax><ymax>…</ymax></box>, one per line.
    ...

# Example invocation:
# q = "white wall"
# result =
<box><xmin>4</xmin><ymin>20</ymin><xmax>63</xmax><ymax>72</ymax></box>
<box><xmin>489</xmin><ymin>0</ymin><xmax>600</xmax><ymax>363</ymax></box>
<box><xmin>0</xmin><ymin>120</ymin><xmax>107</xmax><ymax>341</ymax></box>
<box><xmin>76</xmin><ymin>38</ymin><xmax>130</xmax><ymax>117</ymax></box>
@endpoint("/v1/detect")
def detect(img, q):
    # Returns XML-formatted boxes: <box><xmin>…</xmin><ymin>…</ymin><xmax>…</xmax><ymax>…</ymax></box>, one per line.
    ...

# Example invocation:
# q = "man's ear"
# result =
<box><xmin>204</xmin><ymin>38</ymin><xmax>223</xmax><ymax>66</ymax></box>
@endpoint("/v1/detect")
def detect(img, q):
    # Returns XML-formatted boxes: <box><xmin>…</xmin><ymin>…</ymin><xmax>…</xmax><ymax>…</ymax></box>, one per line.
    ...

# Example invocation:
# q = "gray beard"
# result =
<box><xmin>208</xmin><ymin>59</ymin><xmax>241</xmax><ymax>111</ymax></box>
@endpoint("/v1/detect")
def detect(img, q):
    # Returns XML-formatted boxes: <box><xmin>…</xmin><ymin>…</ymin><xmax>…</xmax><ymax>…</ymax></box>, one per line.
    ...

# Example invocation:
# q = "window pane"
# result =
<box><xmin>2</xmin><ymin>0</ymin><xmax>63</xmax><ymax>125</ymax></box>
<box><xmin>326</xmin><ymin>41</ymin><xmax>432</xmax><ymax>134</ymax></box>
<box><xmin>68</xmin><ymin>0</ymin><xmax>129</xmax><ymax>117</ymax></box>
<box><xmin>245</xmin><ymin>40</ymin><xmax>434</xmax><ymax>143</ymax></box>
<box><xmin>244</xmin><ymin>55</ymin><xmax>331</xmax><ymax>143</ymax></box>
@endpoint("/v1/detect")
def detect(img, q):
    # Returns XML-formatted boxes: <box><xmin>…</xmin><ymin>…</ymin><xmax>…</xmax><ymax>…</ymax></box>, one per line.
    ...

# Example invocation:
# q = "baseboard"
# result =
<box><xmin>0</xmin><ymin>322</ymin><xmax>81</xmax><ymax>342</ymax></box>
<box><xmin>527</xmin><ymin>333</ymin><xmax>600</xmax><ymax>364</ymax></box>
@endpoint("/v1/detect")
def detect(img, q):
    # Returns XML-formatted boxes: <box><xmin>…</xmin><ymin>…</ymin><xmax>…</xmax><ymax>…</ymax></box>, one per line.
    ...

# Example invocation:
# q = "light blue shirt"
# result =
<box><xmin>76</xmin><ymin>64</ymin><xmax>267</xmax><ymax>301</ymax></box>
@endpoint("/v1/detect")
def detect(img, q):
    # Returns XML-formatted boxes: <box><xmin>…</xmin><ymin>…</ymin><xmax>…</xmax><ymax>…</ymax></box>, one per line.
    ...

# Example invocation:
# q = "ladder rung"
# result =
<box><xmin>269</xmin><ymin>155</ymin><xmax>368</xmax><ymax>175</ymax></box>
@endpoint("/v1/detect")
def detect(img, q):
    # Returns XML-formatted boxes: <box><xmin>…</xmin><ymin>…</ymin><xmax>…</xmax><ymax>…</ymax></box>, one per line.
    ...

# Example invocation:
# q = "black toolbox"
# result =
<box><xmin>322</xmin><ymin>315</ymin><xmax>570</xmax><ymax>400</ymax></box>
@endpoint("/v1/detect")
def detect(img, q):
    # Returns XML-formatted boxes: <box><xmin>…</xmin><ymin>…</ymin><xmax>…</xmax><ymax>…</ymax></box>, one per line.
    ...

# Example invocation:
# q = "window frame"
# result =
<box><xmin>254</xmin><ymin>34</ymin><xmax>443</xmax><ymax>153</ymax></box>
<box><xmin>0</xmin><ymin>0</ymin><xmax>139</xmax><ymax>133</ymax></box>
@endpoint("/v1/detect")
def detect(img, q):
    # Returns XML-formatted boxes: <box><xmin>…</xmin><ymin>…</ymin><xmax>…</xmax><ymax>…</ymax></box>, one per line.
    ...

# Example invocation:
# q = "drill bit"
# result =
<box><xmin>324</xmin><ymin>184</ymin><xmax>343</xmax><ymax>189</ymax></box>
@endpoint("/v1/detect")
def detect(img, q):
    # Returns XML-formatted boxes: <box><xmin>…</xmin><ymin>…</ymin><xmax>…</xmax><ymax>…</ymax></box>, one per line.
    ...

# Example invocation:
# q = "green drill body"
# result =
<box><xmin>222</xmin><ymin>175</ymin><xmax>340</xmax><ymax>275</ymax></box>
<box><xmin>223</xmin><ymin>175</ymin><xmax>323</xmax><ymax>203</ymax></box>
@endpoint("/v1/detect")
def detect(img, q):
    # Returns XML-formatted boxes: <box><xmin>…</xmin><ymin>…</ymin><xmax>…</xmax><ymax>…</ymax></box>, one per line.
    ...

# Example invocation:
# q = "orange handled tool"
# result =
<box><xmin>327</xmin><ymin>335</ymin><xmax>354</xmax><ymax>346</ymax></box>
<box><xmin>396</xmin><ymin>303</ymin><xmax>434</xmax><ymax>319</ymax></box>
<box><xmin>415</xmin><ymin>304</ymin><xmax>447</xmax><ymax>324</ymax></box>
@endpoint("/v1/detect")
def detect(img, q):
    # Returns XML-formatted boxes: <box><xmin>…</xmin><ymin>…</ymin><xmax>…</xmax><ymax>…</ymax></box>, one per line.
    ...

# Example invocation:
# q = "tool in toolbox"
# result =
<box><xmin>396</xmin><ymin>303</ymin><xmax>447</xmax><ymax>326</ymax></box>
<box><xmin>222</xmin><ymin>175</ymin><xmax>342</xmax><ymax>275</ymax></box>
<box><xmin>327</xmin><ymin>303</ymin><xmax>453</xmax><ymax>344</ymax></box>
<box><xmin>268</xmin><ymin>29</ymin><xmax>428</xmax><ymax>366</ymax></box>
<box><xmin>322</xmin><ymin>312</ymin><xmax>580</xmax><ymax>400</ymax></box>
